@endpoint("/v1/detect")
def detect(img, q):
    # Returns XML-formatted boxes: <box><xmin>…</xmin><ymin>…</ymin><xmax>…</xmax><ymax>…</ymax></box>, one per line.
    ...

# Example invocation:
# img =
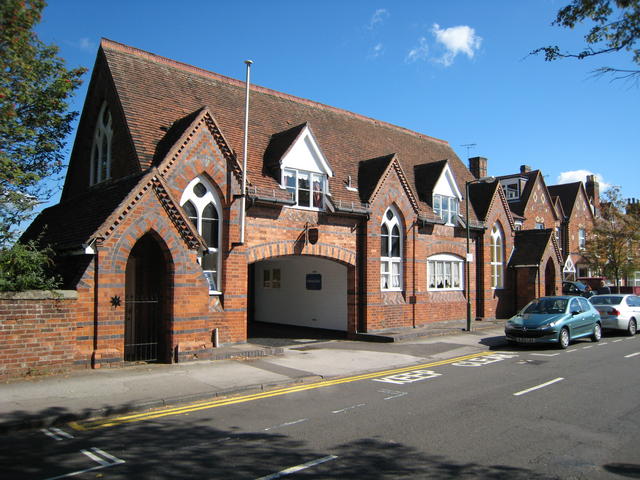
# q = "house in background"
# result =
<box><xmin>21</xmin><ymin>39</ymin><xmax>562</xmax><ymax>369</ymax></box>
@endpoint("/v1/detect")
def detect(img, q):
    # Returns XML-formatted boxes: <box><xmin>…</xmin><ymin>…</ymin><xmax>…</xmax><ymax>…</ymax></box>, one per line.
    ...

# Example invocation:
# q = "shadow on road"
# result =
<box><xmin>1</xmin><ymin>416</ymin><xmax>560</xmax><ymax>479</ymax></box>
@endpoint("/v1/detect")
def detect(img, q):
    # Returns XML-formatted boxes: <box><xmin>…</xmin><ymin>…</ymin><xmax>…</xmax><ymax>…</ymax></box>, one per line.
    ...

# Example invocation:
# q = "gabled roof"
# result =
<box><xmin>467</xmin><ymin>180</ymin><xmax>515</xmax><ymax>230</ymax></box>
<box><xmin>98</xmin><ymin>38</ymin><xmax>478</xmax><ymax>223</ymax></box>
<box><xmin>358</xmin><ymin>154</ymin><xmax>420</xmax><ymax>213</ymax></box>
<box><xmin>548</xmin><ymin>182</ymin><xmax>593</xmax><ymax>221</ymax></box>
<box><xmin>22</xmin><ymin>169</ymin><xmax>206</xmax><ymax>253</ymax></box>
<box><xmin>497</xmin><ymin>170</ymin><xmax>558</xmax><ymax>221</ymax></box>
<box><xmin>509</xmin><ymin>229</ymin><xmax>563</xmax><ymax>267</ymax></box>
<box><xmin>21</xmin><ymin>174</ymin><xmax>145</xmax><ymax>251</ymax></box>
<box><xmin>414</xmin><ymin>160</ymin><xmax>446</xmax><ymax>205</ymax></box>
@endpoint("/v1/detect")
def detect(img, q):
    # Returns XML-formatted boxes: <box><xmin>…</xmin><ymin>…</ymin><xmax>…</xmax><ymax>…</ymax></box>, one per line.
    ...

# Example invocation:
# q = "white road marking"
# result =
<box><xmin>624</xmin><ymin>352</ymin><xmax>640</xmax><ymax>358</ymax></box>
<box><xmin>598</xmin><ymin>342</ymin><xmax>608</xmax><ymax>346</ymax></box>
<box><xmin>255</xmin><ymin>455</ymin><xmax>338</xmax><ymax>480</ymax></box>
<box><xmin>530</xmin><ymin>353</ymin><xmax>560</xmax><ymax>357</ymax></box>
<box><xmin>373</xmin><ymin>369</ymin><xmax>441</xmax><ymax>385</ymax></box>
<box><xmin>41</xmin><ymin>428</ymin><xmax>63</xmax><ymax>441</ymax></box>
<box><xmin>51</xmin><ymin>427</ymin><xmax>74</xmax><ymax>439</ymax></box>
<box><xmin>513</xmin><ymin>377</ymin><xmax>564</xmax><ymax>396</ymax></box>
<box><xmin>263</xmin><ymin>418</ymin><xmax>308</xmax><ymax>431</ymax></box>
<box><xmin>332</xmin><ymin>403</ymin><xmax>366</xmax><ymax>414</ymax></box>
<box><xmin>613</xmin><ymin>339</ymin><xmax>623</xmax><ymax>343</ymax></box>
<box><xmin>42</xmin><ymin>447</ymin><xmax>125</xmax><ymax>480</ymax></box>
<box><xmin>452</xmin><ymin>353</ymin><xmax>518</xmax><ymax>367</ymax></box>
<box><xmin>583</xmin><ymin>346</ymin><xmax>593</xmax><ymax>349</ymax></box>
<box><xmin>378</xmin><ymin>389</ymin><xmax>408</xmax><ymax>400</ymax></box>
<box><xmin>566</xmin><ymin>349</ymin><xmax>578</xmax><ymax>353</ymax></box>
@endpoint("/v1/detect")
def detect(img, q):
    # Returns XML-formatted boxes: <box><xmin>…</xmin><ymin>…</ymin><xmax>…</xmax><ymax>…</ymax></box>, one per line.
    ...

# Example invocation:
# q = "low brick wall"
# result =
<box><xmin>0</xmin><ymin>291</ymin><xmax>79</xmax><ymax>380</ymax></box>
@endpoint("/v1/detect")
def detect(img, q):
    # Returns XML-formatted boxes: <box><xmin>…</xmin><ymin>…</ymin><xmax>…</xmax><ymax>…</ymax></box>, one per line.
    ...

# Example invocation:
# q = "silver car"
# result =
<box><xmin>589</xmin><ymin>294</ymin><xmax>640</xmax><ymax>336</ymax></box>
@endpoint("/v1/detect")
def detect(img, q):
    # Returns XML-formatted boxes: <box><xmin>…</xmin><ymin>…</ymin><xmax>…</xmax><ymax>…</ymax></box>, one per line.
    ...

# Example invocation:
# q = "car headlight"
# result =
<box><xmin>545</xmin><ymin>320</ymin><xmax>560</xmax><ymax>328</ymax></box>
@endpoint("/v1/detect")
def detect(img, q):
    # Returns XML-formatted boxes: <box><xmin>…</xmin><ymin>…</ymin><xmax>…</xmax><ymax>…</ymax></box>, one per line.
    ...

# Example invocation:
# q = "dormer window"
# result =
<box><xmin>433</xmin><ymin>194</ymin><xmax>459</xmax><ymax>224</ymax></box>
<box><xmin>430</xmin><ymin>162</ymin><xmax>462</xmax><ymax>226</ymax></box>
<box><xmin>90</xmin><ymin>102</ymin><xmax>113</xmax><ymax>185</ymax></box>
<box><xmin>273</xmin><ymin>123</ymin><xmax>333</xmax><ymax>210</ymax></box>
<box><xmin>502</xmin><ymin>181</ymin><xmax>520</xmax><ymax>200</ymax></box>
<box><xmin>283</xmin><ymin>168</ymin><xmax>326</xmax><ymax>209</ymax></box>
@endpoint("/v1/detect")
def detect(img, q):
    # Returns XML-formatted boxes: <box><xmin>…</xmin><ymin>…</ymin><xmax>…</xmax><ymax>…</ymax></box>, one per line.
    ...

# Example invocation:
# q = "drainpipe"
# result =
<box><xmin>239</xmin><ymin>59</ymin><xmax>253</xmax><ymax>245</ymax></box>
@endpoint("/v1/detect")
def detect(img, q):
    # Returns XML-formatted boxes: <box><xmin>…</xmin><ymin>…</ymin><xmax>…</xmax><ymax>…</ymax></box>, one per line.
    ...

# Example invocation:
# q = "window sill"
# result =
<box><xmin>428</xmin><ymin>288</ymin><xmax>463</xmax><ymax>292</ymax></box>
<box><xmin>209</xmin><ymin>291</ymin><xmax>222</xmax><ymax>296</ymax></box>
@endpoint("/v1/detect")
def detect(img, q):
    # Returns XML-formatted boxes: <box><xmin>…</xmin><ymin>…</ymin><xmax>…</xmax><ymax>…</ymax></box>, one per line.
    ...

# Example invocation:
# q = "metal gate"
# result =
<box><xmin>124</xmin><ymin>295</ymin><xmax>160</xmax><ymax>362</ymax></box>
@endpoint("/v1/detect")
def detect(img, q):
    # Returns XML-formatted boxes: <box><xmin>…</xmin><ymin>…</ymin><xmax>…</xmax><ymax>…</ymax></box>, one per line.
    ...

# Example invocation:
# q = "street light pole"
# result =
<box><xmin>465</xmin><ymin>176</ymin><xmax>495</xmax><ymax>332</ymax></box>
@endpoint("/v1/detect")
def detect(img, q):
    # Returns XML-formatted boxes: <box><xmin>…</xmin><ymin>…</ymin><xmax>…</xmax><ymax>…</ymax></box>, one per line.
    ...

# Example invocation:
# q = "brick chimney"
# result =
<box><xmin>469</xmin><ymin>156</ymin><xmax>487</xmax><ymax>179</ymax></box>
<box><xmin>586</xmin><ymin>174</ymin><xmax>600</xmax><ymax>215</ymax></box>
<box><xmin>520</xmin><ymin>165</ymin><xmax>531</xmax><ymax>174</ymax></box>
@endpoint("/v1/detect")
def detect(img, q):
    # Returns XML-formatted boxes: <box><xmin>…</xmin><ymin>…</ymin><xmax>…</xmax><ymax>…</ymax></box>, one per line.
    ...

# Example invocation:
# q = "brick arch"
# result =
<box><xmin>247</xmin><ymin>241</ymin><xmax>357</xmax><ymax>267</ymax></box>
<box><xmin>110</xmin><ymin>213</ymin><xmax>179</xmax><ymax>275</ymax></box>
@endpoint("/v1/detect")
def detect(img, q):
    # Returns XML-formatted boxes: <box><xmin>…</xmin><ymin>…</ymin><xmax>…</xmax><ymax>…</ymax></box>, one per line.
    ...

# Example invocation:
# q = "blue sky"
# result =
<box><xmin>37</xmin><ymin>0</ymin><xmax>640</xmax><ymax>204</ymax></box>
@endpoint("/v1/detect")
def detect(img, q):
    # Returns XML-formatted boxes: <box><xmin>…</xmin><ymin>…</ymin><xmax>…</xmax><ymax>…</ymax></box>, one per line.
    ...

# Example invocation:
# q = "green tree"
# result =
<box><xmin>0</xmin><ymin>240</ymin><xmax>60</xmax><ymax>291</ymax></box>
<box><xmin>532</xmin><ymin>0</ymin><xmax>640</xmax><ymax>81</ymax></box>
<box><xmin>0</xmin><ymin>0</ymin><xmax>86</xmax><ymax>246</ymax></box>
<box><xmin>584</xmin><ymin>187</ymin><xmax>640</xmax><ymax>291</ymax></box>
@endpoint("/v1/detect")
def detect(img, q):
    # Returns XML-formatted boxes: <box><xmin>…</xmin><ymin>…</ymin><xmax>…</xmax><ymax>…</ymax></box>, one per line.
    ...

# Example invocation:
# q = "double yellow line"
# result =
<box><xmin>69</xmin><ymin>350</ymin><xmax>492</xmax><ymax>431</ymax></box>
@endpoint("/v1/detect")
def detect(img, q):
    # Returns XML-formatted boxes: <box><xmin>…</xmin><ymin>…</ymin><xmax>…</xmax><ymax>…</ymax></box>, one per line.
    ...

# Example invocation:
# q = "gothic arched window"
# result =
<box><xmin>380</xmin><ymin>207</ymin><xmax>402</xmax><ymax>291</ymax></box>
<box><xmin>90</xmin><ymin>102</ymin><xmax>113</xmax><ymax>185</ymax></box>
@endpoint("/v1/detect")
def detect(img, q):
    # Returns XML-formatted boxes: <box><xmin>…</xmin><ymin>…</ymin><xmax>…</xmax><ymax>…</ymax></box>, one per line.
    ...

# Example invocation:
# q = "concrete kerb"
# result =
<box><xmin>0</xmin><ymin>374</ymin><xmax>326</xmax><ymax>435</ymax></box>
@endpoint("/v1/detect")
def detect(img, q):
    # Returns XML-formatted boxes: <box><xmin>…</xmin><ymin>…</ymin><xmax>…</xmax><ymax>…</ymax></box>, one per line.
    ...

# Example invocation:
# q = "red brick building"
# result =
<box><xmin>21</xmin><ymin>39</ymin><xmax>563</xmax><ymax>369</ymax></box>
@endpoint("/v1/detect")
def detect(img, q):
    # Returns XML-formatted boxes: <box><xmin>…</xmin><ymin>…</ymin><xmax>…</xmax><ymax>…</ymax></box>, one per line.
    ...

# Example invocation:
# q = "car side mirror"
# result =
<box><xmin>571</xmin><ymin>310</ymin><xmax>580</xmax><ymax>316</ymax></box>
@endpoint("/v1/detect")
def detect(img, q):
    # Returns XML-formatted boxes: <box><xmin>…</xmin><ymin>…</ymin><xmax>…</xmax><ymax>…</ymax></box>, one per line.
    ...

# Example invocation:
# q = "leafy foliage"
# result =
<box><xmin>0</xmin><ymin>240</ymin><xmax>60</xmax><ymax>291</ymax></box>
<box><xmin>584</xmin><ymin>187</ymin><xmax>640</xmax><ymax>289</ymax></box>
<box><xmin>532</xmin><ymin>0</ymin><xmax>640</xmax><ymax>80</ymax></box>
<box><xmin>0</xmin><ymin>0</ymin><xmax>86</xmax><ymax>246</ymax></box>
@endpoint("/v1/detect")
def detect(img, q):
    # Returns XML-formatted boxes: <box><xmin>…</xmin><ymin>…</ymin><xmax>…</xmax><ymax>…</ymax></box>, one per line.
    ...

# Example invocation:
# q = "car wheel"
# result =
<box><xmin>628</xmin><ymin>319</ymin><xmax>637</xmax><ymax>336</ymax></box>
<box><xmin>559</xmin><ymin>328</ymin><xmax>570</xmax><ymax>349</ymax></box>
<box><xmin>592</xmin><ymin>323</ymin><xmax>602</xmax><ymax>342</ymax></box>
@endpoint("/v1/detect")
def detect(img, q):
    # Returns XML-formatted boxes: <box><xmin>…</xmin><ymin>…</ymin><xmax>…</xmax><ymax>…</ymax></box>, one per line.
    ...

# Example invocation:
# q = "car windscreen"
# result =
<box><xmin>523</xmin><ymin>298</ymin><xmax>568</xmax><ymax>314</ymax></box>
<box><xmin>590</xmin><ymin>296</ymin><xmax>622</xmax><ymax>305</ymax></box>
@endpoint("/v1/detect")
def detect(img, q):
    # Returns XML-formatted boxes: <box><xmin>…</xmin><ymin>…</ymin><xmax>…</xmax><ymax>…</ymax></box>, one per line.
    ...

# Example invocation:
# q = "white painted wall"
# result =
<box><xmin>254</xmin><ymin>256</ymin><xmax>347</xmax><ymax>331</ymax></box>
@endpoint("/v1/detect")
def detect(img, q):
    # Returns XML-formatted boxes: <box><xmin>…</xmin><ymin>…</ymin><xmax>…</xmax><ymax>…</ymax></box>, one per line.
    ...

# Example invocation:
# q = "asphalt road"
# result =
<box><xmin>2</xmin><ymin>334</ymin><xmax>640</xmax><ymax>479</ymax></box>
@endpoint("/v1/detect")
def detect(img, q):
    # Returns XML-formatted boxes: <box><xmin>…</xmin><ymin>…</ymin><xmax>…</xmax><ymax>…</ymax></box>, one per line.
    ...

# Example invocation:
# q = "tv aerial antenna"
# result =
<box><xmin>460</xmin><ymin>143</ymin><xmax>476</xmax><ymax>159</ymax></box>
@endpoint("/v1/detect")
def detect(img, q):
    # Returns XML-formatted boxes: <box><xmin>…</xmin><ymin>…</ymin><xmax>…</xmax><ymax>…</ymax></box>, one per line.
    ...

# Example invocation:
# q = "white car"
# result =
<box><xmin>589</xmin><ymin>294</ymin><xmax>640</xmax><ymax>336</ymax></box>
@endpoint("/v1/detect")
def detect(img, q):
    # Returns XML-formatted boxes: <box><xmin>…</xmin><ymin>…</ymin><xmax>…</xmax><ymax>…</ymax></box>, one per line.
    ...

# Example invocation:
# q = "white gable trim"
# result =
<box><xmin>280</xmin><ymin>125</ymin><xmax>333</xmax><ymax>177</ymax></box>
<box><xmin>432</xmin><ymin>162</ymin><xmax>462</xmax><ymax>200</ymax></box>
<box><xmin>563</xmin><ymin>255</ymin><xmax>576</xmax><ymax>273</ymax></box>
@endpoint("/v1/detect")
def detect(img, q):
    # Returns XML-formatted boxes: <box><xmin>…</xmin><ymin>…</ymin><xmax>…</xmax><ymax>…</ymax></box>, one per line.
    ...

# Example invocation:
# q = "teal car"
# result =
<box><xmin>505</xmin><ymin>296</ymin><xmax>602</xmax><ymax>349</ymax></box>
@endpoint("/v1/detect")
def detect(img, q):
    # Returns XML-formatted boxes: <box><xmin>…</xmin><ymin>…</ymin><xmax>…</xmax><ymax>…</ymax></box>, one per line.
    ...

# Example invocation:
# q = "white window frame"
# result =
<box><xmin>633</xmin><ymin>271</ymin><xmax>640</xmax><ymax>287</ymax></box>
<box><xmin>578</xmin><ymin>228</ymin><xmax>586</xmax><ymax>250</ymax></box>
<box><xmin>433</xmin><ymin>194</ymin><xmax>459</xmax><ymax>225</ymax></box>
<box><xmin>490</xmin><ymin>224</ymin><xmax>505</xmax><ymax>289</ymax></box>
<box><xmin>90</xmin><ymin>102</ymin><xmax>113</xmax><ymax>185</ymax></box>
<box><xmin>282</xmin><ymin>168</ymin><xmax>327</xmax><ymax>210</ymax></box>
<box><xmin>535</xmin><ymin>222</ymin><xmax>545</xmax><ymax>230</ymax></box>
<box><xmin>427</xmin><ymin>254</ymin><xmax>464</xmax><ymax>291</ymax></box>
<box><xmin>180</xmin><ymin>176</ymin><xmax>222</xmax><ymax>295</ymax></box>
<box><xmin>577</xmin><ymin>265</ymin><xmax>589</xmax><ymax>279</ymax></box>
<box><xmin>502</xmin><ymin>181</ymin><xmax>520</xmax><ymax>200</ymax></box>
<box><xmin>380</xmin><ymin>207</ymin><xmax>402</xmax><ymax>291</ymax></box>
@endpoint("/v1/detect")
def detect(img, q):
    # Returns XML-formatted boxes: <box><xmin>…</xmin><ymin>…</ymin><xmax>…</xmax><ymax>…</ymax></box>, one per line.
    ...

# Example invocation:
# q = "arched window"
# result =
<box><xmin>428</xmin><ymin>254</ymin><xmax>464</xmax><ymax>290</ymax></box>
<box><xmin>490</xmin><ymin>224</ymin><xmax>504</xmax><ymax>289</ymax></box>
<box><xmin>90</xmin><ymin>102</ymin><xmax>113</xmax><ymax>185</ymax></box>
<box><xmin>181</xmin><ymin>177</ymin><xmax>222</xmax><ymax>294</ymax></box>
<box><xmin>380</xmin><ymin>207</ymin><xmax>402</xmax><ymax>291</ymax></box>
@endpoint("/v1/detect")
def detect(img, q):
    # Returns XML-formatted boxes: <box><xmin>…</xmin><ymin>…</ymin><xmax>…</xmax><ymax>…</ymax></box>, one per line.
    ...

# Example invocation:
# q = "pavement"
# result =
<box><xmin>0</xmin><ymin>319</ymin><xmax>506</xmax><ymax>433</ymax></box>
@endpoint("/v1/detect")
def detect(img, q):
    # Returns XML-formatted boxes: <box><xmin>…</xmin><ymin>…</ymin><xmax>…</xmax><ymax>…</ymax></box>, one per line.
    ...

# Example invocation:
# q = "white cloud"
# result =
<box><xmin>556</xmin><ymin>170</ymin><xmax>611</xmax><ymax>191</ymax></box>
<box><xmin>431</xmin><ymin>23</ymin><xmax>482</xmax><ymax>67</ymax></box>
<box><xmin>368</xmin><ymin>9</ymin><xmax>389</xmax><ymax>30</ymax></box>
<box><xmin>405</xmin><ymin>37</ymin><xmax>429</xmax><ymax>63</ymax></box>
<box><xmin>369</xmin><ymin>42</ymin><xmax>384</xmax><ymax>59</ymax></box>
<box><xmin>68</xmin><ymin>37</ymin><xmax>96</xmax><ymax>52</ymax></box>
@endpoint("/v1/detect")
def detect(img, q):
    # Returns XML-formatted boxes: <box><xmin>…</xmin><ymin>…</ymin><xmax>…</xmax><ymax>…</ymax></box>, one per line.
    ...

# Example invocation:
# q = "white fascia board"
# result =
<box><xmin>433</xmin><ymin>162</ymin><xmax>462</xmax><ymax>200</ymax></box>
<box><xmin>281</xmin><ymin>125</ymin><xmax>333</xmax><ymax>177</ymax></box>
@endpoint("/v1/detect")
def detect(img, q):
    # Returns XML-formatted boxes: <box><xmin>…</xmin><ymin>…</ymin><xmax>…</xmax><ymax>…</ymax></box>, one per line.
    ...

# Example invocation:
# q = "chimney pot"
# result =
<box><xmin>520</xmin><ymin>165</ymin><xmax>531</xmax><ymax>174</ymax></box>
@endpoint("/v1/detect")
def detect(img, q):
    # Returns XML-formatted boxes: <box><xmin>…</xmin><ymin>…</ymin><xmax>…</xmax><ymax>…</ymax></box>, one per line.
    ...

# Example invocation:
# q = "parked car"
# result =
<box><xmin>589</xmin><ymin>294</ymin><xmax>640</xmax><ymax>336</ymax></box>
<box><xmin>505</xmin><ymin>296</ymin><xmax>602</xmax><ymax>349</ymax></box>
<box><xmin>562</xmin><ymin>281</ymin><xmax>594</xmax><ymax>298</ymax></box>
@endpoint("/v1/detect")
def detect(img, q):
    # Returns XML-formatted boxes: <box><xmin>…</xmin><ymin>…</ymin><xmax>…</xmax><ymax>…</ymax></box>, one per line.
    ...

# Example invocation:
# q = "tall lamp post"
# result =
<box><xmin>465</xmin><ymin>176</ymin><xmax>495</xmax><ymax>332</ymax></box>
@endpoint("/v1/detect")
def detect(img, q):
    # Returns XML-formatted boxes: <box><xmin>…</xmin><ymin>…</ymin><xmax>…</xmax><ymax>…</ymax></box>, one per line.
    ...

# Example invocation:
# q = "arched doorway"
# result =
<box><xmin>248</xmin><ymin>255</ymin><xmax>349</xmax><ymax>340</ymax></box>
<box><xmin>545</xmin><ymin>258</ymin><xmax>556</xmax><ymax>296</ymax></box>
<box><xmin>125</xmin><ymin>234</ymin><xmax>170</xmax><ymax>362</ymax></box>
